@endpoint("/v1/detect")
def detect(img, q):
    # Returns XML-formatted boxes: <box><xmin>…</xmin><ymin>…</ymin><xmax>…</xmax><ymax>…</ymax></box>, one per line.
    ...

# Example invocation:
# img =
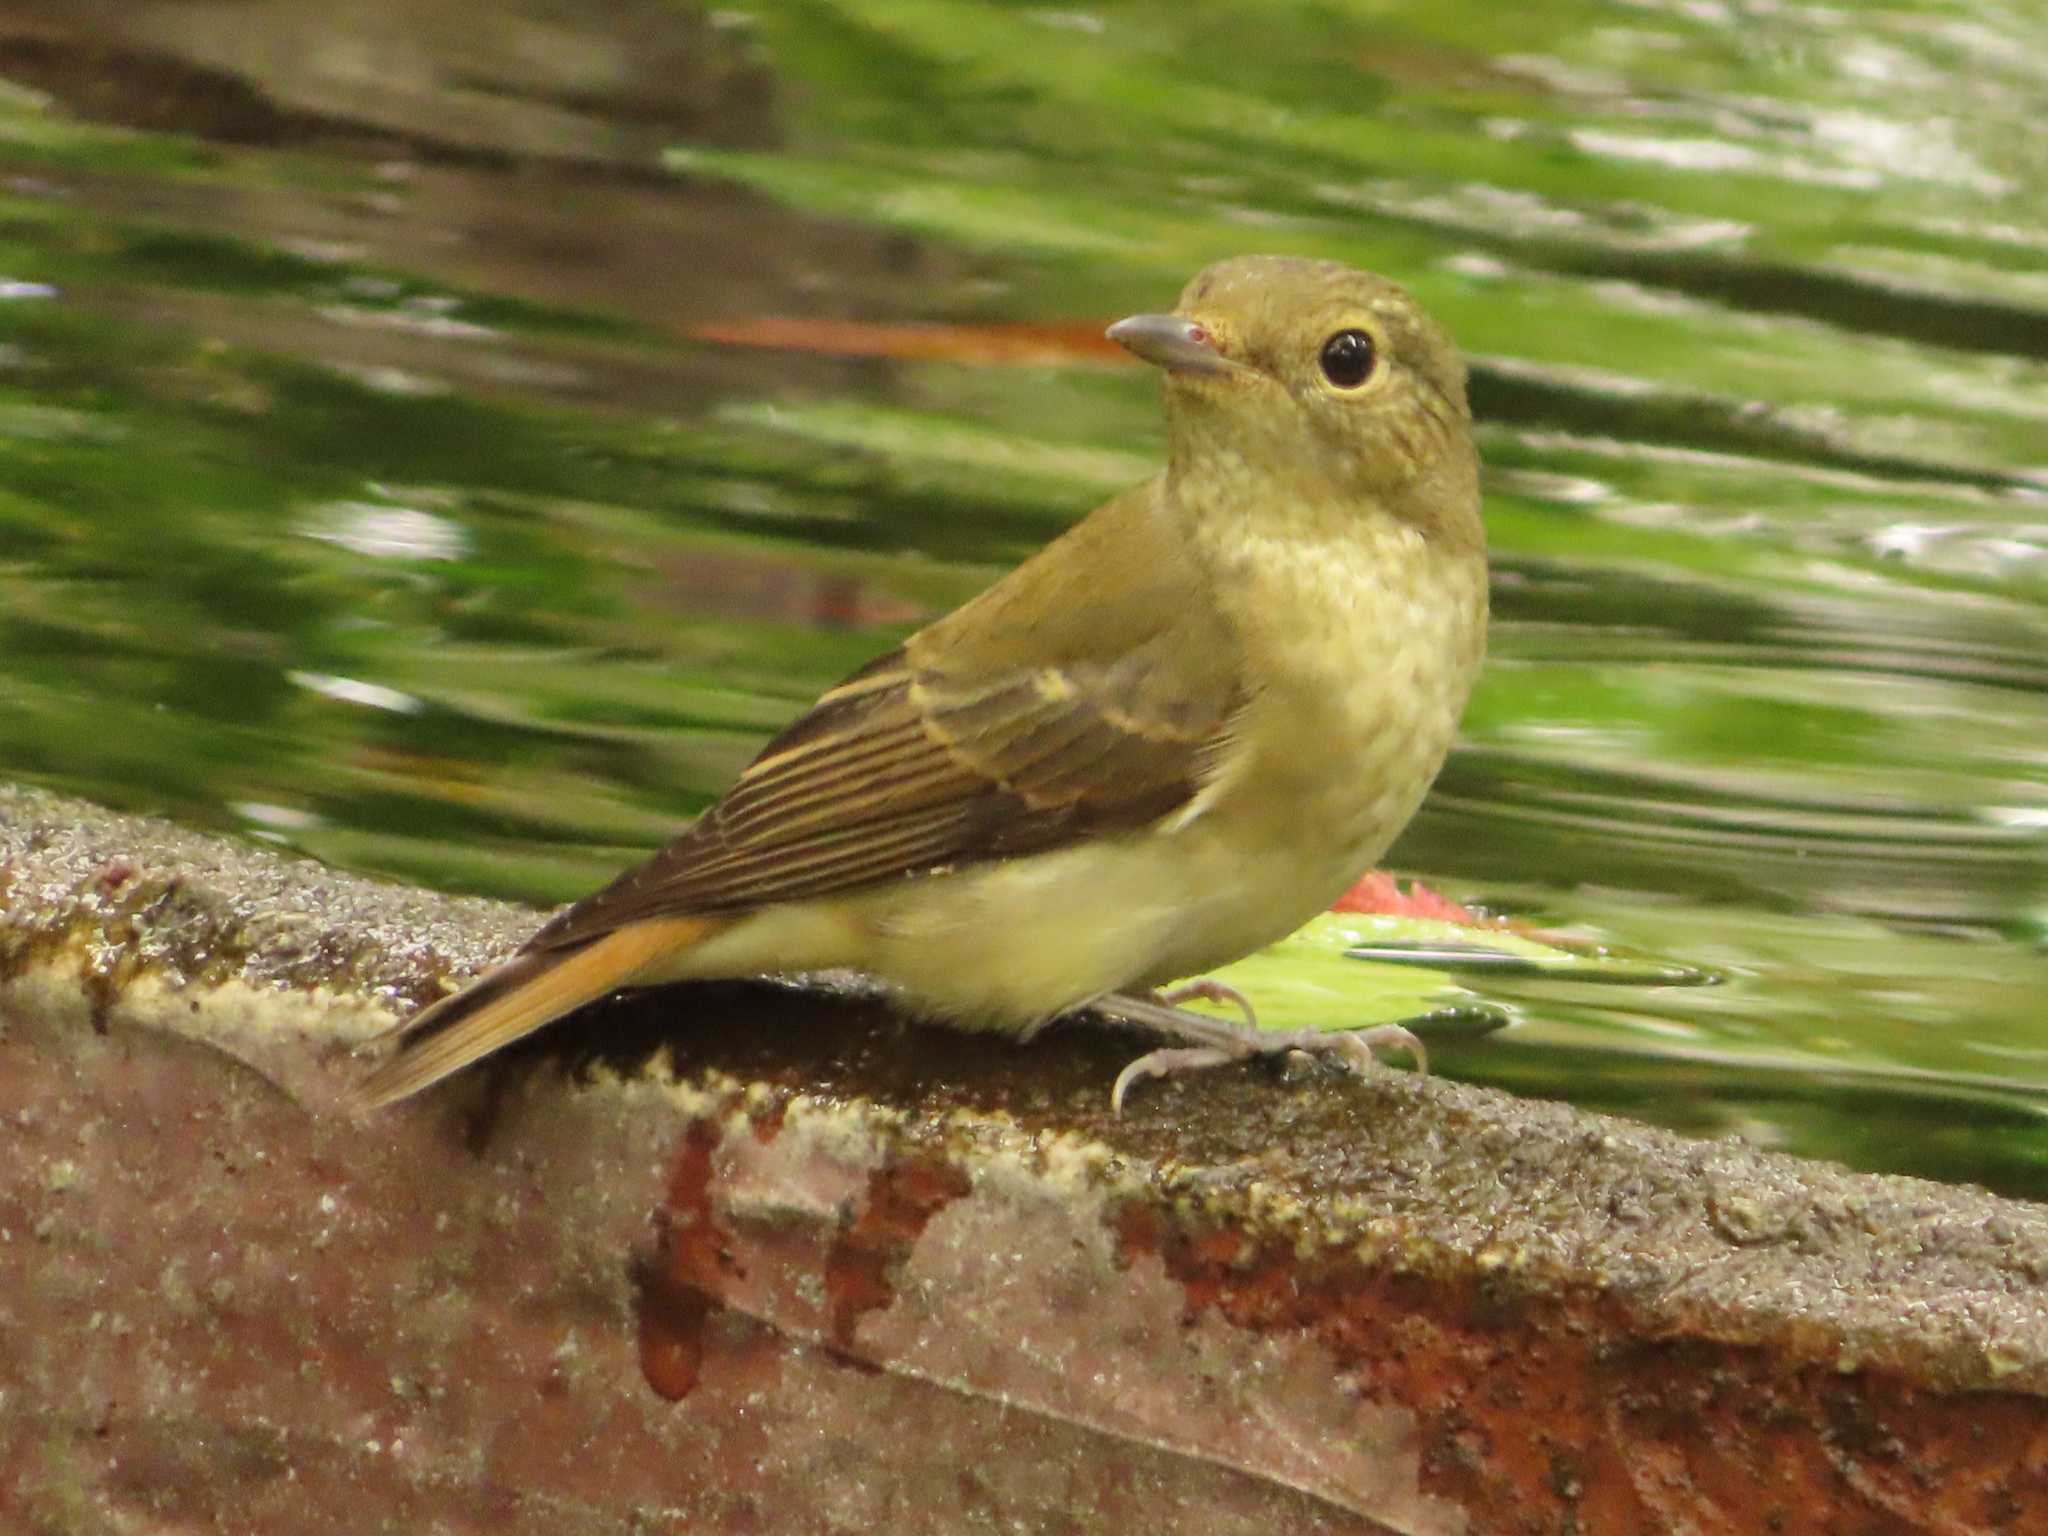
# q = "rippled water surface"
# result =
<box><xmin>1</xmin><ymin>0</ymin><xmax>2043</xmax><ymax>1189</ymax></box>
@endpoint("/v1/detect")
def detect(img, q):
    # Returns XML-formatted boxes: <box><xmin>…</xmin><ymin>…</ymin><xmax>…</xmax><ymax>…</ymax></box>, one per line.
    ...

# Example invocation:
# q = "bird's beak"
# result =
<box><xmin>1105</xmin><ymin>314</ymin><xmax>1246</xmax><ymax>377</ymax></box>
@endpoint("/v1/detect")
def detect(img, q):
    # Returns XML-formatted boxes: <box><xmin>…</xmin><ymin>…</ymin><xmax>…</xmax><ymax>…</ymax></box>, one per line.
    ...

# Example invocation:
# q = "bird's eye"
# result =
<box><xmin>1318</xmin><ymin>329</ymin><xmax>1377</xmax><ymax>389</ymax></box>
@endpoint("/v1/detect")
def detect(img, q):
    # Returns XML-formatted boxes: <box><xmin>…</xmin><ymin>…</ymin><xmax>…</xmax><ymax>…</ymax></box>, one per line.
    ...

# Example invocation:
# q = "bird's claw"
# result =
<box><xmin>1111</xmin><ymin>1046</ymin><xmax>1238</xmax><ymax>1116</ymax></box>
<box><xmin>1325</xmin><ymin>1022</ymin><xmax>1429</xmax><ymax>1078</ymax></box>
<box><xmin>1103</xmin><ymin>991</ymin><xmax>1430</xmax><ymax>1116</ymax></box>
<box><xmin>1152</xmin><ymin>979</ymin><xmax>1259</xmax><ymax>1030</ymax></box>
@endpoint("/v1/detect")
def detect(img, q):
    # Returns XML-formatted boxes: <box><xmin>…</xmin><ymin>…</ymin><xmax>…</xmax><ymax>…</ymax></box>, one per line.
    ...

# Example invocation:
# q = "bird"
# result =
<box><xmin>355</xmin><ymin>254</ymin><xmax>1488</xmax><ymax>1114</ymax></box>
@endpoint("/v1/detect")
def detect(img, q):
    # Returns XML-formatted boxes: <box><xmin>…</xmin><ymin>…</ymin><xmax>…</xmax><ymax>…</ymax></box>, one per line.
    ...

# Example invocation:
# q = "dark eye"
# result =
<box><xmin>1318</xmin><ymin>329</ymin><xmax>1377</xmax><ymax>389</ymax></box>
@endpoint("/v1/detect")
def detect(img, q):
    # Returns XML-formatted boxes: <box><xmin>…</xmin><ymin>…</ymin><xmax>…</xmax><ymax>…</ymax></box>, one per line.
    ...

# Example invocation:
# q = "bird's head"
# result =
<box><xmin>1108</xmin><ymin>255</ymin><xmax>1478</xmax><ymax>546</ymax></box>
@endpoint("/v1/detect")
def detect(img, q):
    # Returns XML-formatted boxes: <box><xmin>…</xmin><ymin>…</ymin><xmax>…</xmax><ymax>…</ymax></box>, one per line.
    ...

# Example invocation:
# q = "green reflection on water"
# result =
<box><xmin>0</xmin><ymin>0</ymin><xmax>2044</xmax><ymax>1192</ymax></box>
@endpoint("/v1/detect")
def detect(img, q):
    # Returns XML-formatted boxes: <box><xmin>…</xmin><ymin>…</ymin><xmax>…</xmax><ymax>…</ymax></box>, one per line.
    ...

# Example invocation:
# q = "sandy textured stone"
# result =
<box><xmin>4</xmin><ymin>783</ymin><xmax>2048</xmax><ymax>1533</ymax></box>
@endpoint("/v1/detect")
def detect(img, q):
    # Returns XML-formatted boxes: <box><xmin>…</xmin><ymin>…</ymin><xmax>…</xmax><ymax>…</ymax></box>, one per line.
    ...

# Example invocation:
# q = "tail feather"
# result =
<box><xmin>353</xmin><ymin>916</ymin><xmax>727</xmax><ymax>1108</ymax></box>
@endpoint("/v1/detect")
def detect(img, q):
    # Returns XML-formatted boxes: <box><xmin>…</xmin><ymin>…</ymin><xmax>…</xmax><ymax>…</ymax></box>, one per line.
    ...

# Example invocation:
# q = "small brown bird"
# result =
<box><xmin>357</xmin><ymin>255</ymin><xmax>1487</xmax><ymax>1112</ymax></box>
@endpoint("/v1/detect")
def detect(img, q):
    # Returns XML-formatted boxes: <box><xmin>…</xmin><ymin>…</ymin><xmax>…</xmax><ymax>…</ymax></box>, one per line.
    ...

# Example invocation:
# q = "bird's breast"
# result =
<box><xmin>1204</xmin><ymin>509</ymin><xmax>1487</xmax><ymax>894</ymax></box>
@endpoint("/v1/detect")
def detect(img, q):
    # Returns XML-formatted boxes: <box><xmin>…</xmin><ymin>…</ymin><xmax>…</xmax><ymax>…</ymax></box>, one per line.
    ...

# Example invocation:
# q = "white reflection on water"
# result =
<box><xmin>287</xmin><ymin>670</ymin><xmax>425</xmax><ymax>714</ymax></box>
<box><xmin>304</xmin><ymin>500</ymin><xmax>469</xmax><ymax>561</ymax></box>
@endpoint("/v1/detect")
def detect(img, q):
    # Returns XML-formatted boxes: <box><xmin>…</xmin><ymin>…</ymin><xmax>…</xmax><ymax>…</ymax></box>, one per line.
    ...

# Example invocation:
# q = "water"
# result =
<box><xmin>1</xmin><ymin>0</ymin><xmax>2043</xmax><ymax>1190</ymax></box>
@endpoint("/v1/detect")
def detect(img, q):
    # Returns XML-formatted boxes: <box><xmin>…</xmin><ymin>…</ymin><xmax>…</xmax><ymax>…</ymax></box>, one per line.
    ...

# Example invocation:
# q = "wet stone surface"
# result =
<box><xmin>4</xmin><ymin>786</ymin><xmax>2048</xmax><ymax>1532</ymax></box>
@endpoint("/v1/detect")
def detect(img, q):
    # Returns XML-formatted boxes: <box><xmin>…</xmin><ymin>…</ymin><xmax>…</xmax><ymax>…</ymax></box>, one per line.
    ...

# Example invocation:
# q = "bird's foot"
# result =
<box><xmin>1099</xmin><ymin>989</ymin><xmax>1428</xmax><ymax>1115</ymax></box>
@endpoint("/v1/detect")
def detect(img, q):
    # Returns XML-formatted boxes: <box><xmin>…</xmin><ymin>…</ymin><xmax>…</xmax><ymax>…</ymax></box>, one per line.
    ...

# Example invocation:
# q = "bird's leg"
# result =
<box><xmin>1096</xmin><ymin>989</ymin><xmax>1428</xmax><ymax>1116</ymax></box>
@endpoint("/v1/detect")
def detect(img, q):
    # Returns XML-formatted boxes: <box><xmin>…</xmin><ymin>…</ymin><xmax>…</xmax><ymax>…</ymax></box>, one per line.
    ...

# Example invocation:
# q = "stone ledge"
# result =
<box><xmin>3</xmin><ymin>783</ymin><xmax>2045</xmax><ymax>1533</ymax></box>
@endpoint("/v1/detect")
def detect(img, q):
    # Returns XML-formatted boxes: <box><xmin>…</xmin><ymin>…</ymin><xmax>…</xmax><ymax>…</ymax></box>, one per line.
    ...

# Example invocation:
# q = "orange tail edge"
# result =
<box><xmin>352</xmin><ymin>915</ymin><xmax>727</xmax><ymax>1109</ymax></box>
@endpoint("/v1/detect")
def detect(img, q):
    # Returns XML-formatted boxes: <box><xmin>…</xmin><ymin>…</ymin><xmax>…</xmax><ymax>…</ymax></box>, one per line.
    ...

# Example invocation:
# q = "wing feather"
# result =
<box><xmin>522</xmin><ymin>486</ymin><xmax>1243</xmax><ymax>954</ymax></box>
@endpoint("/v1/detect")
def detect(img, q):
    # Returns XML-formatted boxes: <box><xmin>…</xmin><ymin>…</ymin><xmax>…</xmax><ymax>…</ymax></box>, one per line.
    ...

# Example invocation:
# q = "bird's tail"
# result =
<box><xmin>352</xmin><ymin>916</ymin><xmax>728</xmax><ymax>1109</ymax></box>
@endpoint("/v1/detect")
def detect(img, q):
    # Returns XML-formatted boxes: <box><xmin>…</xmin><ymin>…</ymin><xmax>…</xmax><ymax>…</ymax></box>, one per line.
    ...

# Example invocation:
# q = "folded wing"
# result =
<box><xmin>525</xmin><ymin>624</ymin><xmax>1240</xmax><ymax>950</ymax></box>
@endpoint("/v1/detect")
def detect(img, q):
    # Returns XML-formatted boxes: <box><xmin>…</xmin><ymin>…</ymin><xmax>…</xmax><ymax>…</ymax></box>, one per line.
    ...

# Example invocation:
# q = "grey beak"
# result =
<box><xmin>1105</xmin><ymin>314</ymin><xmax>1245</xmax><ymax>376</ymax></box>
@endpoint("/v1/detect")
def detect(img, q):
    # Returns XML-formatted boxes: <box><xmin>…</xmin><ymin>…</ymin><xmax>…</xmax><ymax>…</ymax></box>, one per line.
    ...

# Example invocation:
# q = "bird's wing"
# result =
<box><xmin>525</xmin><ymin>635</ymin><xmax>1237</xmax><ymax>950</ymax></box>
<box><xmin>524</xmin><ymin>494</ymin><xmax>1241</xmax><ymax>952</ymax></box>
